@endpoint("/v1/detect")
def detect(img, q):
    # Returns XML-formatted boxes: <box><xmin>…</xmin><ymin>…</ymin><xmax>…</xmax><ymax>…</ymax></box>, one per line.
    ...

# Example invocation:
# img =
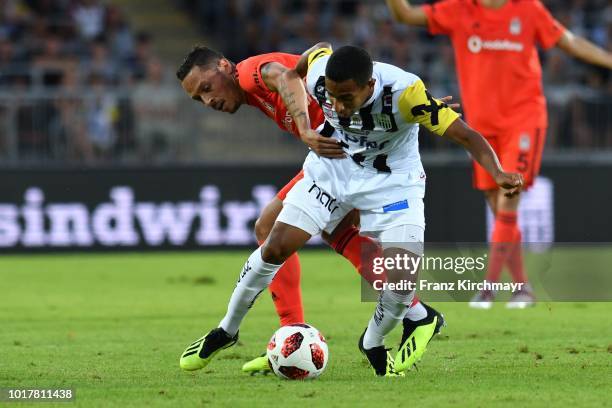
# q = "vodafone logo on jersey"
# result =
<box><xmin>467</xmin><ymin>35</ymin><xmax>524</xmax><ymax>54</ymax></box>
<box><xmin>509</xmin><ymin>17</ymin><xmax>522</xmax><ymax>35</ymax></box>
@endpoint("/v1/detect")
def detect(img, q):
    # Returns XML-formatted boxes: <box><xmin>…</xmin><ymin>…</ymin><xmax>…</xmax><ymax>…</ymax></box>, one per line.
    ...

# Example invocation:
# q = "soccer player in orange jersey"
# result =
<box><xmin>176</xmin><ymin>44</ymin><xmax>447</xmax><ymax>372</ymax></box>
<box><xmin>387</xmin><ymin>0</ymin><xmax>612</xmax><ymax>308</ymax></box>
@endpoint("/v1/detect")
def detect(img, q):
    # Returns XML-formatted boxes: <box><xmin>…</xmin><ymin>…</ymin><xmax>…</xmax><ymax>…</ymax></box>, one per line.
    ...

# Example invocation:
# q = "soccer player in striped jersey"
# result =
<box><xmin>176</xmin><ymin>44</ymin><xmax>448</xmax><ymax>374</ymax></box>
<box><xmin>178</xmin><ymin>45</ymin><xmax>522</xmax><ymax>376</ymax></box>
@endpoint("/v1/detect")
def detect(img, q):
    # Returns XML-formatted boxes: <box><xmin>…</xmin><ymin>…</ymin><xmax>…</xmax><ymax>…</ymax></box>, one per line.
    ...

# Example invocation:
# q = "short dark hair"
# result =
<box><xmin>325</xmin><ymin>45</ymin><xmax>373</xmax><ymax>86</ymax></box>
<box><xmin>176</xmin><ymin>46</ymin><xmax>225</xmax><ymax>81</ymax></box>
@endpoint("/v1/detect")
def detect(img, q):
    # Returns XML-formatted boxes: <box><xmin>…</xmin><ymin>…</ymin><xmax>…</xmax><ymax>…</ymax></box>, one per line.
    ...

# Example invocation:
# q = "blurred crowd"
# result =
<box><xmin>188</xmin><ymin>0</ymin><xmax>612</xmax><ymax>150</ymax></box>
<box><xmin>1</xmin><ymin>0</ymin><xmax>611</xmax><ymax>166</ymax></box>
<box><xmin>0</xmin><ymin>0</ymin><xmax>183</xmax><ymax>164</ymax></box>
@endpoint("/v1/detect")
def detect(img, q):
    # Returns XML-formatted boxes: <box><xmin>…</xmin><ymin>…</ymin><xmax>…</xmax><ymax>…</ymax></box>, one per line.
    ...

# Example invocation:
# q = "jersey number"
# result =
<box><xmin>350</xmin><ymin>153</ymin><xmax>390</xmax><ymax>173</ymax></box>
<box><xmin>411</xmin><ymin>90</ymin><xmax>445</xmax><ymax>126</ymax></box>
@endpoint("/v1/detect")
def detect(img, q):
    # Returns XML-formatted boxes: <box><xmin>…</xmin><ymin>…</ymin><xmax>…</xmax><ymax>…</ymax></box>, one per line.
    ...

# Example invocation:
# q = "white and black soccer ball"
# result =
<box><xmin>266</xmin><ymin>323</ymin><xmax>329</xmax><ymax>380</ymax></box>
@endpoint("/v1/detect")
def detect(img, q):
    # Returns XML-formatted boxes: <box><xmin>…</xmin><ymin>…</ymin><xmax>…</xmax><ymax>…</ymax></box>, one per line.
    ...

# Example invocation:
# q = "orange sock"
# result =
<box><xmin>485</xmin><ymin>210</ymin><xmax>518</xmax><ymax>283</ymax></box>
<box><xmin>262</xmin><ymin>239</ymin><xmax>304</xmax><ymax>326</ymax></box>
<box><xmin>329</xmin><ymin>225</ymin><xmax>383</xmax><ymax>285</ymax></box>
<box><xmin>506</xmin><ymin>229</ymin><xmax>527</xmax><ymax>283</ymax></box>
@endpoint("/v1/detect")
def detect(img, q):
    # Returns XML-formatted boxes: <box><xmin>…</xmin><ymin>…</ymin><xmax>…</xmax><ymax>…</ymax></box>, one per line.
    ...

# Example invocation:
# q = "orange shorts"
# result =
<box><xmin>473</xmin><ymin>127</ymin><xmax>546</xmax><ymax>191</ymax></box>
<box><xmin>276</xmin><ymin>169</ymin><xmax>305</xmax><ymax>200</ymax></box>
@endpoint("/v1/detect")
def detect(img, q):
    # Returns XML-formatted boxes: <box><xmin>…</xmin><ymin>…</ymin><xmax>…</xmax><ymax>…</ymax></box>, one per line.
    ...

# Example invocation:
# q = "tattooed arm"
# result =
<box><xmin>261</xmin><ymin>61</ymin><xmax>344</xmax><ymax>158</ymax></box>
<box><xmin>261</xmin><ymin>62</ymin><xmax>311</xmax><ymax>135</ymax></box>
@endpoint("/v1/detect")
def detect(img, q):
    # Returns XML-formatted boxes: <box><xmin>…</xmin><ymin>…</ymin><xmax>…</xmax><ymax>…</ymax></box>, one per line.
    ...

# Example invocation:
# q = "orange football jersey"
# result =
<box><xmin>236</xmin><ymin>52</ymin><xmax>325</xmax><ymax>137</ymax></box>
<box><xmin>423</xmin><ymin>0</ymin><xmax>565</xmax><ymax>133</ymax></box>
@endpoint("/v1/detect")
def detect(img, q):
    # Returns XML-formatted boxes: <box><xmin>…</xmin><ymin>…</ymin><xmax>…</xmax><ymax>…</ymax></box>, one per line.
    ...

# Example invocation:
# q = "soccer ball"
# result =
<box><xmin>266</xmin><ymin>323</ymin><xmax>329</xmax><ymax>380</ymax></box>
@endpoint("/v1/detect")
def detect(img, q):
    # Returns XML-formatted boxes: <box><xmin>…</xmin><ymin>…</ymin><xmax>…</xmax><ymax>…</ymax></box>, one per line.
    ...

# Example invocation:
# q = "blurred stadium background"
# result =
<box><xmin>1</xmin><ymin>0</ymin><xmax>611</xmax><ymax>251</ymax></box>
<box><xmin>2</xmin><ymin>4</ymin><xmax>610</xmax><ymax>405</ymax></box>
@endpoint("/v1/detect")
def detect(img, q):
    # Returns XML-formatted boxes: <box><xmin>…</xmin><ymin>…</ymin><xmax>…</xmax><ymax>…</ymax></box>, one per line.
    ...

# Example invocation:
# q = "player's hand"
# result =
<box><xmin>301</xmin><ymin>129</ymin><xmax>346</xmax><ymax>159</ymax></box>
<box><xmin>439</xmin><ymin>95</ymin><xmax>461</xmax><ymax>115</ymax></box>
<box><xmin>495</xmin><ymin>171</ymin><xmax>523</xmax><ymax>197</ymax></box>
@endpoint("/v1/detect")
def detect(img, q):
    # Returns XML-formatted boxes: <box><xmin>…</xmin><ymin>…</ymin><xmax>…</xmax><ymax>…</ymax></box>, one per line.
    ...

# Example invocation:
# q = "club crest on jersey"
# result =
<box><xmin>519</xmin><ymin>133</ymin><xmax>530</xmax><ymax>151</ymax></box>
<box><xmin>374</xmin><ymin>114</ymin><xmax>394</xmax><ymax>130</ymax></box>
<box><xmin>510</xmin><ymin>17</ymin><xmax>521</xmax><ymax>35</ymax></box>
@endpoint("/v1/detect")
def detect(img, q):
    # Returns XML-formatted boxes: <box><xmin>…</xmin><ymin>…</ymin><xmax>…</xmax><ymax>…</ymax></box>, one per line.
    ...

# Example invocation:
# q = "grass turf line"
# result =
<box><xmin>0</xmin><ymin>251</ymin><xmax>610</xmax><ymax>407</ymax></box>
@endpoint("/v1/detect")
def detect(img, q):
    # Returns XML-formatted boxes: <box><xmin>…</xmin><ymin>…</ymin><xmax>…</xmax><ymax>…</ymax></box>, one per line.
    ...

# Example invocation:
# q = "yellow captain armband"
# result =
<box><xmin>307</xmin><ymin>47</ymin><xmax>333</xmax><ymax>70</ymax></box>
<box><xmin>398</xmin><ymin>79</ymin><xmax>460</xmax><ymax>136</ymax></box>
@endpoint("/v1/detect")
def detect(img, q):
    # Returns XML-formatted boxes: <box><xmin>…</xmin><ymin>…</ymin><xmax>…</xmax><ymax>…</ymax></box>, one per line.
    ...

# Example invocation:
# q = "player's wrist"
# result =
<box><xmin>493</xmin><ymin>169</ymin><xmax>508</xmax><ymax>185</ymax></box>
<box><xmin>297</xmin><ymin>124</ymin><xmax>312</xmax><ymax>139</ymax></box>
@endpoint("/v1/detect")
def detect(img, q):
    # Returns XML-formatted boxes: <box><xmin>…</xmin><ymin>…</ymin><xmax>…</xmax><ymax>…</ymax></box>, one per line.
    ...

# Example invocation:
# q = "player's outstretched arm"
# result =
<box><xmin>260</xmin><ymin>60</ymin><xmax>344</xmax><ymax>158</ymax></box>
<box><xmin>444</xmin><ymin>119</ymin><xmax>523</xmax><ymax>197</ymax></box>
<box><xmin>556</xmin><ymin>30</ymin><xmax>612</xmax><ymax>69</ymax></box>
<box><xmin>386</xmin><ymin>0</ymin><xmax>428</xmax><ymax>26</ymax></box>
<box><xmin>397</xmin><ymin>79</ymin><xmax>513</xmax><ymax>191</ymax></box>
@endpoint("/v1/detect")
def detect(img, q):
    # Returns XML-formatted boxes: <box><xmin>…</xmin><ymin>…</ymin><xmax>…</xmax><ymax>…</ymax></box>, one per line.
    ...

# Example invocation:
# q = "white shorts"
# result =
<box><xmin>277</xmin><ymin>152</ymin><xmax>426</xmax><ymax>239</ymax></box>
<box><xmin>362</xmin><ymin>224</ymin><xmax>425</xmax><ymax>256</ymax></box>
<box><xmin>300</xmin><ymin>152</ymin><xmax>426</xmax><ymax>211</ymax></box>
<box><xmin>276</xmin><ymin>202</ymin><xmax>349</xmax><ymax>236</ymax></box>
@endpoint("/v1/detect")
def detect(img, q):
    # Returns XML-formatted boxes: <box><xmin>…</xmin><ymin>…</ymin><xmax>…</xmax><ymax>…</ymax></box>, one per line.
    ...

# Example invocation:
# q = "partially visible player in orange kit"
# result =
<box><xmin>176</xmin><ymin>44</ymin><xmax>447</xmax><ymax>372</ymax></box>
<box><xmin>387</xmin><ymin>0</ymin><xmax>612</xmax><ymax>308</ymax></box>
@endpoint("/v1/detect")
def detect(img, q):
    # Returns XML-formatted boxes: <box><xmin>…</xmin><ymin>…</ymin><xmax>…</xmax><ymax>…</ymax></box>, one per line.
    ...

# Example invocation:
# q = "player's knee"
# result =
<box><xmin>496</xmin><ymin>190</ymin><xmax>520</xmax><ymax>212</ymax></box>
<box><xmin>320</xmin><ymin>231</ymin><xmax>333</xmax><ymax>246</ymax></box>
<box><xmin>484</xmin><ymin>189</ymin><xmax>498</xmax><ymax>213</ymax></box>
<box><xmin>255</xmin><ymin>198</ymin><xmax>283</xmax><ymax>243</ymax></box>
<box><xmin>261</xmin><ymin>240</ymin><xmax>292</xmax><ymax>265</ymax></box>
<box><xmin>254</xmin><ymin>216</ymin><xmax>272</xmax><ymax>243</ymax></box>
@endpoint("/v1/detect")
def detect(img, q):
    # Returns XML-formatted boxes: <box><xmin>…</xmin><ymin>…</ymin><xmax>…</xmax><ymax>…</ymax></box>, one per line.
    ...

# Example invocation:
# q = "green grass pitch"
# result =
<box><xmin>1</xmin><ymin>251</ymin><xmax>611</xmax><ymax>407</ymax></box>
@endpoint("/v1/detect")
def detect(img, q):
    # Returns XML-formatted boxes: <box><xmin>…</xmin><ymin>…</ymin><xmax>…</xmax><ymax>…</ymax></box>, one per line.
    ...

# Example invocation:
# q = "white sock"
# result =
<box><xmin>219</xmin><ymin>247</ymin><xmax>282</xmax><ymax>336</ymax></box>
<box><xmin>363</xmin><ymin>289</ymin><xmax>415</xmax><ymax>349</ymax></box>
<box><xmin>403</xmin><ymin>301</ymin><xmax>427</xmax><ymax>321</ymax></box>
